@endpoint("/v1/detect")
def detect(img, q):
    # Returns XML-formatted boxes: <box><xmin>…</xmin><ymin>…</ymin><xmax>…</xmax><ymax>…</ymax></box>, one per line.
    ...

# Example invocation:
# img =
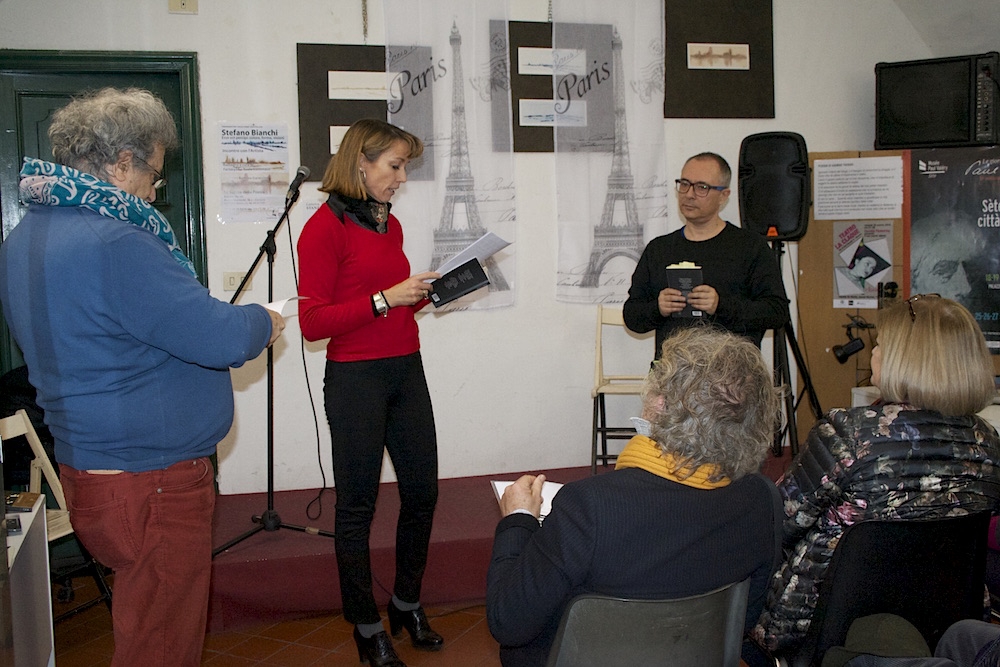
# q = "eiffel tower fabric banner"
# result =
<box><xmin>553</xmin><ymin>0</ymin><xmax>670</xmax><ymax>304</ymax></box>
<box><xmin>383</xmin><ymin>0</ymin><xmax>517</xmax><ymax>311</ymax></box>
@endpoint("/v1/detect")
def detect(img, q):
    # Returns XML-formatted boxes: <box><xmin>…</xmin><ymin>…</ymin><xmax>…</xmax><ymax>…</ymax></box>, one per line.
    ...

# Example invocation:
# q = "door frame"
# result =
<box><xmin>0</xmin><ymin>50</ymin><xmax>206</xmax><ymax>373</ymax></box>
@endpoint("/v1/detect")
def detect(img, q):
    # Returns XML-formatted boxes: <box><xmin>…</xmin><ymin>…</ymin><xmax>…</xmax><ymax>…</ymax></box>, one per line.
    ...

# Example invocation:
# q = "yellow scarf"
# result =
<box><xmin>614</xmin><ymin>435</ymin><xmax>730</xmax><ymax>489</ymax></box>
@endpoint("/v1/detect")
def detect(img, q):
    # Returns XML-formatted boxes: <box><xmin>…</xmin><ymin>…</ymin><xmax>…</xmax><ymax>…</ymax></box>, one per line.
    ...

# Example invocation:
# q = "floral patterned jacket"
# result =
<box><xmin>752</xmin><ymin>402</ymin><xmax>1000</xmax><ymax>653</ymax></box>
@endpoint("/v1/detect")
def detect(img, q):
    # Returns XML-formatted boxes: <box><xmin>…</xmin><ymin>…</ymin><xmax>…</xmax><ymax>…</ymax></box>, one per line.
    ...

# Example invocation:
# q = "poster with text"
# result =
<box><xmin>219</xmin><ymin>123</ymin><xmax>289</xmax><ymax>225</ymax></box>
<box><xmin>832</xmin><ymin>220</ymin><xmax>893</xmax><ymax>309</ymax></box>
<box><xmin>910</xmin><ymin>147</ymin><xmax>1000</xmax><ymax>351</ymax></box>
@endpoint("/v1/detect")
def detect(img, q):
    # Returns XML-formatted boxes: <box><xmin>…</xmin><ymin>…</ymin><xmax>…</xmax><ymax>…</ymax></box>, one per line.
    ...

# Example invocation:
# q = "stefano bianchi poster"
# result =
<box><xmin>910</xmin><ymin>147</ymin><xmax>1000</xmax><ymax>352</ymax></box>
<box><xmin>219</xmin><ymin>123</ymin><xmax>289</xmax><ymax>225</ymax></box>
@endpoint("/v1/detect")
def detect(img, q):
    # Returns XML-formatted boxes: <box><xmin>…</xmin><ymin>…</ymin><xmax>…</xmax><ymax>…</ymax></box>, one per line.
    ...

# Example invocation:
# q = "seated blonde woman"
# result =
<box><xmin>751</xmin><ymin>295</ymin><xmax>1000</xmax><ymax>662</ymax></box>
<box><xmin>488</xmin><ymin>326</ymin><xmax>784</xmax><ymax>667</ymax></box>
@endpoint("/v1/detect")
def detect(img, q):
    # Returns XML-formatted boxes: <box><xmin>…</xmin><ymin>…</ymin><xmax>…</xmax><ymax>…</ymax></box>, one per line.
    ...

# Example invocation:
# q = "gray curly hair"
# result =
<box><xmin>642</xmin><ymin>326</ymin><xmax>780</xmax><ymax>482</ymax></box>
<box><xmin>48</xmin><ymin>87</ymin><xmax>178</xmax><ymax>177</ymax></box>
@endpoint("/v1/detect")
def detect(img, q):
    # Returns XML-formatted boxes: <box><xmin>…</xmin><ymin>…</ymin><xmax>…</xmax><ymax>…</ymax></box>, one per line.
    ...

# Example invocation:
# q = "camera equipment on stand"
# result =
<box><xmin>833</xmin><ymin>314</ymin><xmax>875</xmax><ymax>364</ymax></box>
<box><xmin>739</xmin><ymin>132</ymin><xmax>823</xmax><ymax>457</ymax></box>
<box><xmin>213</xmin><ymin>166</ymin><xmax>335</xmax><ymax>558</ymax></box>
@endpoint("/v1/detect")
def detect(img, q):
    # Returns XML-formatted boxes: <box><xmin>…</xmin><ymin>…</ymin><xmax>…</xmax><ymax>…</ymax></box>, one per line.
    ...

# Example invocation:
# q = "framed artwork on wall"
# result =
<box><xmin>296</xmin><ymin>43</ymin><xmax>387</xmax><ymax>180</ymax></box>
<box><xmin>663</xmin><ymin>0</ymin><xmax>774</xmax><ymax>118</ymax></box>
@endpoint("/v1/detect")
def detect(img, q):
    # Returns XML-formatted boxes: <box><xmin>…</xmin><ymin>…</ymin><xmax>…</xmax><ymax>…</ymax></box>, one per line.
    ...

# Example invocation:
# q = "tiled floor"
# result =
<box><xmin>53</xmin><ymin>577</ymin><xmax>502</xmax><ymax>667</ymax></box>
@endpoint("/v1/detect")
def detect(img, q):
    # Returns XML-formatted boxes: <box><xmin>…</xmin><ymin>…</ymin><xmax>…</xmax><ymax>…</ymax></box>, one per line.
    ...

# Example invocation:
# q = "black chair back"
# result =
<box><xmin>787</xmin><ymin>512</ymin><xmax>991</xmax><ymax>667</ymax></box>
<box><xmin>545</xmin><ymin>577</ymin><xmax>750</xmax><ymax>667</ymax></box>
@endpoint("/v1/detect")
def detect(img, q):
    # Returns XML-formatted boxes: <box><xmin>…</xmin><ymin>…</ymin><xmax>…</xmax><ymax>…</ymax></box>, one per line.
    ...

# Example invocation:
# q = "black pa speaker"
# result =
<box><xmin>738</xmin><ymin>132</ymin><xmax>810</xmax><ymax>241</ymax></box>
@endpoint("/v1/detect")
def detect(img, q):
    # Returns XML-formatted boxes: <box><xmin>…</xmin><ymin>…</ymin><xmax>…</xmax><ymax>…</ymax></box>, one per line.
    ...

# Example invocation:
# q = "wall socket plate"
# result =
<box><xmin>223</xmin><ymin>272</ymin><xmax>251</xmax><ymax>292</ymax></box>
<box><xmin>168</xmin><ymin>0</ymin><xmax>198</xmax><ymax>14</ymax></box>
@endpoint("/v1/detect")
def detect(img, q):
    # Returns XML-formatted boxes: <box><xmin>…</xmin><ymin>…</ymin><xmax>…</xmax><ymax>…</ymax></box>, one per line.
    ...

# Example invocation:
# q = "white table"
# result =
<box><xmin>5</xmin><ymin>493</ymin><xmax>55</xmax><ymax>667</ymax></box>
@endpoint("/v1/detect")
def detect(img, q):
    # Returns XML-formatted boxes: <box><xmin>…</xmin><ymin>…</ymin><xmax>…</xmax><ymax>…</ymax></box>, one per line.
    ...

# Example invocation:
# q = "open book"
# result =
<box><xmin>491</xmin><ymin>479</ymin><xmax>564</xmax><ymax>522</ymax></box>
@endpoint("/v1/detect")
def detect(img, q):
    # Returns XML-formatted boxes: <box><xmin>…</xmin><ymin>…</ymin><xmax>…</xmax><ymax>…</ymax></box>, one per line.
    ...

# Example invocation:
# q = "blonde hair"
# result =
<box><xmin>876</xmin><ymin>296</ymin><xmax>995</xmax><ymax>416</ymax></box>
<box><xmin>642</xmin><ymin>326</ymin><xmax>781</xmax><ymax>481</ymax></box>
<box><xmin>319</xmin><ymin>118</ymin><xmax>423</xmax><ymax>199</ymax></box>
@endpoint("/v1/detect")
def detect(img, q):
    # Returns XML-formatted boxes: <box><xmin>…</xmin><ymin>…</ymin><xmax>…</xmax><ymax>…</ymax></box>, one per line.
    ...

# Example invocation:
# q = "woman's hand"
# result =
<box><xmin>383</xmin><ymin>271</ymin><xmax>441</xmax><ymax>308</ymax></box>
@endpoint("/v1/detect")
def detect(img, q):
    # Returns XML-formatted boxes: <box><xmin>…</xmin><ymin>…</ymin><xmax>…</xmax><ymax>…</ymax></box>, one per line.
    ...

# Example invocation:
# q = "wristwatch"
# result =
<box><xmin>372</xmin><ymin>290</ymin><xmax>390</xmax><ymax>317</ymax></box>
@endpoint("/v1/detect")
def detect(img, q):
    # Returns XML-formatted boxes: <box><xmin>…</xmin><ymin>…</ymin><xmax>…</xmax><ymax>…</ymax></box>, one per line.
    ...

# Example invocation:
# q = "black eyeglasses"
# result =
<box><xmin>674</xmin><ymin>178</ymin><xmax>726</xmax><ymax>198</ymax></box>
<box><xmin>135</xmin><ymin>156</ymin><xmax>166</xmax><ymax>190</ymax></box>
<box><xmin>906</xmin><ymin>293</ymin><xmax>941</xmax><ymax>322</ymax></box>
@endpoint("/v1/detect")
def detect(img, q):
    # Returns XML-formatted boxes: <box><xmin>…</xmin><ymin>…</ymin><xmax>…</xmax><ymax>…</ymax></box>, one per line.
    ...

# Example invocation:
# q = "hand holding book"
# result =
<box><xmin>666</xmin><ymin>262</ymin><xmax>703</xmax><ymax>318</ymax></box>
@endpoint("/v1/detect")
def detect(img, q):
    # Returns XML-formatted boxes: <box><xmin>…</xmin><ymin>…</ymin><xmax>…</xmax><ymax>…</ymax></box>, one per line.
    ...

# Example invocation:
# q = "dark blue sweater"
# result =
<box><xmin>487</xmin><ymin>469</ymin><xmax>781</xmax><ymax>666</ymax></box>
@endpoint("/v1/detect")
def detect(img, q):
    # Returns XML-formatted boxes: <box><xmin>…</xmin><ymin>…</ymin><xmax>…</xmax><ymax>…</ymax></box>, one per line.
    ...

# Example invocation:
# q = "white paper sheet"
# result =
<box><xmin>264</xmin><ymin>296</ymin><xmax>303</xmax><ymax>316</ymax></box>
<box><xmin>433</xmin><ymin>232</ymin><xmax>511</xmax><ymax>276</ymax></box>
<box><xmin>490</xmin><ymin>479</ymin><xmax>564</xmax><ymax>522</ymax></box>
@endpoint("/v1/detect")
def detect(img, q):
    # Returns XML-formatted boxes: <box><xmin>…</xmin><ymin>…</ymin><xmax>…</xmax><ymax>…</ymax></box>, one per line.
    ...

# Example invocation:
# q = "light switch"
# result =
<box><xmin>168</xmin><ymin>0</ymin><xmax>198</xmax><ymax>14</ymax></box>
<box><xmin>223</xmin><ymin>272</ymin><xmax>251</xmax><ymax>292</ymax></box>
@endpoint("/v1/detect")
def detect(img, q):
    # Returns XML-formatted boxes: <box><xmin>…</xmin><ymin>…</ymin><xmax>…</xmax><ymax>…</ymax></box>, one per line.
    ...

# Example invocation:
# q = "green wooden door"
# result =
<box><xmin>0</xmin><ymin>51</ymin><xmax>206</xmax><ymax>373</ymax></box>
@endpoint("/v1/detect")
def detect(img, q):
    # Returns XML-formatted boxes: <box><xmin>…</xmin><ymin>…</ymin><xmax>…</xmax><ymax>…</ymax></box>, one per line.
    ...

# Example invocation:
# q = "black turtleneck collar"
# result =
<box><xmin>326</xmin><ymin>192</ymin><xmax>391</xmax><ymax>233</ymax></box>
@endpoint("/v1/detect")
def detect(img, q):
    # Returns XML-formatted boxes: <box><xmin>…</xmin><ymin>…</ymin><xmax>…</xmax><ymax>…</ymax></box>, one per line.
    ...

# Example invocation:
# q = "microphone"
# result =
<box><xmin>286</xmin><ymin>166</ymin><xmax>311</xmax><ymax>201</ymax></box>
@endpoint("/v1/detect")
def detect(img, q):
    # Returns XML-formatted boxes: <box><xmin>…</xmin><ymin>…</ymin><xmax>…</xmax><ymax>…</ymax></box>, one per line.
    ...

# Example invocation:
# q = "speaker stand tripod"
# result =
<box><xmin>213</xmin><ymin>186</ymin><xmax>335</xmax><ymax>558</ymax></box>
<box><xmin>770</xmin><ymin>240</ymin><xmax>823</xmax><ymax>457</ymax></box>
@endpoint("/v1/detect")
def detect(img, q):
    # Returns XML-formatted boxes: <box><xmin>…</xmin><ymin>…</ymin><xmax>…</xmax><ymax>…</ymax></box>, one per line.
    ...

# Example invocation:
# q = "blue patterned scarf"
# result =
<box><xmin>18</xmin><ymin>157</ymin><xmax>196</xmax><ymax>277</ymax></box>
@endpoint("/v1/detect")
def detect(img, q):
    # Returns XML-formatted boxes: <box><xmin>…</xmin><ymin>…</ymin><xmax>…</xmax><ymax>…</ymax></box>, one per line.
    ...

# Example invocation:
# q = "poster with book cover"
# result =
<box><xmin>910</xmin><ymin>147</ymin><xmax>1000</xmax><ymax>352</ymax></box>
<box><xmin>832</xmin><ymin>221</ymin><xmax>893</xmax><ymax>309</ymax></box>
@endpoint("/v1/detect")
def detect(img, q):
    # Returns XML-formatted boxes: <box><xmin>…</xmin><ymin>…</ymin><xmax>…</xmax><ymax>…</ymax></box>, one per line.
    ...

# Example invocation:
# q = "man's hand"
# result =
<box><xmin>687</xmin><ymin>284</ymin><xmax>719</xmax><ymax>315</ymax></box>
<box><xmin>657</xmin><ymin>287</ymin><xmax>687</xmax><ymax>316</ymax></box>
<box><xmin>499</xmin><ymin>474</ymin><xmax>546</xmax><ymax>519</ymax></box>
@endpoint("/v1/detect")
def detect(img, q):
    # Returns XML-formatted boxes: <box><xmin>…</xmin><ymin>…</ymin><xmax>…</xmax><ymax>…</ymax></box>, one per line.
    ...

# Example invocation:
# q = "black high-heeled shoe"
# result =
<box><xmin>387</xmin><ymin>601</ymin><xmax>444</xmax><ymax>651</ymax></box>
<box><xmin>352</xmin><ymin>626</ymin><xmax>406</xmax><ymax>666</ymax></box>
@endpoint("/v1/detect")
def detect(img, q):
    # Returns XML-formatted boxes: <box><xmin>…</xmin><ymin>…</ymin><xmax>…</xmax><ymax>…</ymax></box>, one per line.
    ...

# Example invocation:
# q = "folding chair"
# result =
<box><xmin>591</xmin><ymin>305</ymin><xmax>647</xmax><ymax>474</ymax></box>
<box><xmin>0</xmin><ymin>409</ymin><xmax>112</xmax><ymax>621</ymax></box>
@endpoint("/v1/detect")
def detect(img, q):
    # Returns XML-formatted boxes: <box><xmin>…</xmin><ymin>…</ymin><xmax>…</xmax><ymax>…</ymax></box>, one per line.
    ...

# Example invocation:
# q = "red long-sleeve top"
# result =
<box><xmin>297</xmin><ymin>200</ymin><xmax>425</xmax><ymax>362</ymax></box>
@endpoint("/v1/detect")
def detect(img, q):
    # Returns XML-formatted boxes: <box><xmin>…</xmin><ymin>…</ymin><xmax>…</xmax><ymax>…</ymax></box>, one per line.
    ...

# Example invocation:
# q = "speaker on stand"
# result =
<box><xmin>738</xmin><ymin>131</ymin><xmax>823</xmax><ymax>457</ymax></box>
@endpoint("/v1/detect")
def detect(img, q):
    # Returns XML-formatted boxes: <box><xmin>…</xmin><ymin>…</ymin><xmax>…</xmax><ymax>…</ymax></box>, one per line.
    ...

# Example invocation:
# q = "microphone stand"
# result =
<box><xmin>213</xmin><ymin>182</ymin><xmax>335</xmax><ymax>558</ymax></box>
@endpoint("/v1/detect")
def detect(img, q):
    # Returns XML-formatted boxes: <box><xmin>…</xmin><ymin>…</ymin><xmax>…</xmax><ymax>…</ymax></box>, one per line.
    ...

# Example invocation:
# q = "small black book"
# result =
<box><xmin>5</xmin><ymin>516</ymin><xmax>22</xmax><ymax>535</ymax></box>
<box><xmin>666</xmin><ymin>263</ymin><xmax>703</xmax><ymax>318</ymax></box>
<box><xmin>429</xmin><ymin>259</ymin><xmax>491</xmax><ymax>308</ymax></box>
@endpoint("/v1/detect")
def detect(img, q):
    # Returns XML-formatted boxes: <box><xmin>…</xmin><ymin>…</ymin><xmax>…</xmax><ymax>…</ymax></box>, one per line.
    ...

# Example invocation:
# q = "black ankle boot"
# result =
<box><xmin>352</xmin><ymin>626</ymin><xmax>406</xmax><ymax>666</ymax></box>
<box><xmin>387</xmin><ymin>602</ymin><xmax>444</xmax><ymax>651</ymax></box>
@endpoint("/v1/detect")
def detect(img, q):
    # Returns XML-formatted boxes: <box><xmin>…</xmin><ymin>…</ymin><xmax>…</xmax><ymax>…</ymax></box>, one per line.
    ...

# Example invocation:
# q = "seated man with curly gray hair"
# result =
<box><xmin>487</xmin><ymin>326</ymin><xmax>784</xmax><ymax>667</ymax></box>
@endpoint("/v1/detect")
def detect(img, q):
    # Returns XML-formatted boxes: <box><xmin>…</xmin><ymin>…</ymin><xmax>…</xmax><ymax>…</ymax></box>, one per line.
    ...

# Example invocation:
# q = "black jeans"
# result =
<box><xmin>324</xmin><ymin>353</ymin><xmax>439</xmax><ymax>624</ymax></box>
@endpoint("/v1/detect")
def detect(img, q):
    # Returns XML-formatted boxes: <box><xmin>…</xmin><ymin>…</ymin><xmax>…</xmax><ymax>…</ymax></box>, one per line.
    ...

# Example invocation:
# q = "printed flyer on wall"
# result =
<box><xmin>219</xmin><ymin>123</ymin><xmax>289</xmax><ymax>225</ymax></box>
<box><xmin>832</xmin><ymin>220</ymin><xmax>893</xmax><ymax>309</ymax></box>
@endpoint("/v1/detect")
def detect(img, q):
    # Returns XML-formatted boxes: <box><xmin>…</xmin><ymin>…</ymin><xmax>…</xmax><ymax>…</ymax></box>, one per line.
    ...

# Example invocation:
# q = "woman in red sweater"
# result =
<box><xmin>297</xmin><ymin>119</ymin><xmax>440</xmax><ymax>667</ymax></box>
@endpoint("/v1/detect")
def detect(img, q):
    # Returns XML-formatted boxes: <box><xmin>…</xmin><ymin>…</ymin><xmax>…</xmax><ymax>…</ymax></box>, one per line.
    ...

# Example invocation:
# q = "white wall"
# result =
<box><xmin>0</xmin><ymin>0</ymin><xmax>933</xmax><ymax>493</ymax></box>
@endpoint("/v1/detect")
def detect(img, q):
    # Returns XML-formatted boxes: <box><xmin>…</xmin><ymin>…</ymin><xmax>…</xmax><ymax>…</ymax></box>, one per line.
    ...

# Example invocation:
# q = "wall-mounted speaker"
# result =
<box><xmin>738</xmin><ymin>132</ymin><xmax>810</xmax><ymax>242</ymax></box>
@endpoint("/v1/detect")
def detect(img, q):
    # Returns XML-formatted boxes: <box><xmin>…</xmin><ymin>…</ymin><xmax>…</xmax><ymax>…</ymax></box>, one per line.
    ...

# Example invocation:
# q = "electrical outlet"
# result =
<box><xmin>168</xmin><ymin>0</ymin><xmax>198</xmax><ymax>14</ymax></box>
<box><xmin>223</xmin><ymin>272</ymin><xmax>251</xmax><ymax>292</ymax></box>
